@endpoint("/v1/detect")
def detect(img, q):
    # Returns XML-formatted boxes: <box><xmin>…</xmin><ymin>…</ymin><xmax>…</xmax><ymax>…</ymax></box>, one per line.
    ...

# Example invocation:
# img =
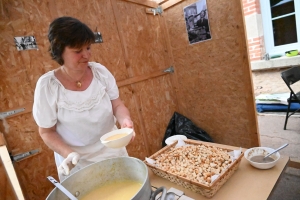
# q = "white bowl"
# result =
<box><xmin>100</xmin><ymin>128</ymin><xmax>133</xmax><ymax>149</ymax></box>
<box><xmin>244</xmin><ymin>147</ymin><xmax>280</xmax><ymax>169</ymax></box>
<box><xmin>165</xmin><ymin>135</ymin><xmax>187</xmax><ymax>145</ymax></box>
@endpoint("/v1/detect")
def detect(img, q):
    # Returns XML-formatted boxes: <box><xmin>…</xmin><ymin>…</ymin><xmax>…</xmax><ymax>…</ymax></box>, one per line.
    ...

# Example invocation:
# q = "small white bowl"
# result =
<box><xmin>244</xmin><ymin>147</ymin><xmax>280</xmax><ymax>169</ymax></box>
<box><xmin>165</xmin><ymin>135</ymin><xmax>187</xmax><ymax>145</ymax></box>
<box><xmin>100</xmin><ymin>128</ymin><xmax>133</xmax><ymax>149</ymax></box>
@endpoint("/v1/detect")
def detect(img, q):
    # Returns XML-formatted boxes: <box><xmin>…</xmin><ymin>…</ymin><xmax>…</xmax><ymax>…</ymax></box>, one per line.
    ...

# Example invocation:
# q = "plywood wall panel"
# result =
<box><xmin>135</xmin><ymin>75</ymin><xmax>177</xmax><ymax>155</ymax></box>
<box><xmin>113</xmin><ymin>0</ymin><xmax>177</xmax><ymax>155</ymax></box>
<box><xmin>118</xmin><ymin>86</ymin><xmax>149</xmax><ymax>160</ymax></box>
<box><xmin>164</xmin><ymin>0</ymin><xmax>259</xmax><ymax>148</ymax></box>
<box><xmin>113</xmin><ymin>1</ymin><xmax>170</xmax><ymax>75</ymax></box>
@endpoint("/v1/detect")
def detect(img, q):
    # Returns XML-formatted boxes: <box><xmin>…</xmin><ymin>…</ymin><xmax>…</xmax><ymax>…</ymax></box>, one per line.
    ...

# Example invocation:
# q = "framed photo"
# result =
<box><xmin>184</xmin><ymin>0</ymin><xmax>212</xmax><ymax>45</ymax></box>
<box><xmin>14</xmin><ymin>36</ymin><xmax>38</xmax><ymax>51</ymax></box>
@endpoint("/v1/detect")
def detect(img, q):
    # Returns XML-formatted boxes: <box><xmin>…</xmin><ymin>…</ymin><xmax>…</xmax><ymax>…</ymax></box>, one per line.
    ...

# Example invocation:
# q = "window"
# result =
<box><xmin>260</xmin><ymin>0</ymin><xmax>300</xmax><ymax>55</ymax></box>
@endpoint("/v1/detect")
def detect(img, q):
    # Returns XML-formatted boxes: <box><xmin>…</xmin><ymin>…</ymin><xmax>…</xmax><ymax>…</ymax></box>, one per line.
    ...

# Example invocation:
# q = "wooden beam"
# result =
<box><xmin>111</xmin><ymin>0</ymin><xmax>130</xmax><ymax>67</ymax></box>
<box><xmin>161</xmin><ymin>0</ymin><xmax>184</xmax><ymax>10</ymax></box>
<box><xmin>117</xmin><ymin>68</ymin><xmax>171</xmax><ymax>87</ymax></box>
<box><xmin>145</xmin><ymin>0</ymin><xmax>185</xmax><ymax>14</ymax></box>
<box><xmin>157</xmin><ymin>14</ymin><xmax>181</xmax><ymax>112</ymax></box>
<box><xmin>0</xmin><ymin>146</ymin><xmax>25</xmax><ymax>200</ymax></box>
<box><xmin>156</xmin><ymin>0</ymin><xmax>168</xmax><ymax>4</ymax></box>
<box><xmin>122</xmin><ymin>0</ymin><xmax>158</xmax><ymax>8</ymax></box>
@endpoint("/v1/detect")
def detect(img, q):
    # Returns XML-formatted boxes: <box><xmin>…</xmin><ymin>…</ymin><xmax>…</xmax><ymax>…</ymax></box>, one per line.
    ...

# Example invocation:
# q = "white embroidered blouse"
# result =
<box><xmin>33</xmin><ymin>62</ymin><xmax>128</xmax><ymax>180</ymax></box>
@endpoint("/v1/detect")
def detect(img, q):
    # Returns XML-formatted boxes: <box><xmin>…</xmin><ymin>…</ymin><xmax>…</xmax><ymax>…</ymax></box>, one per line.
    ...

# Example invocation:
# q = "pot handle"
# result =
<box><xmin>151</xmin><ymin>187</ymin><xmax>167</xmax><ymax>200</ymax></box>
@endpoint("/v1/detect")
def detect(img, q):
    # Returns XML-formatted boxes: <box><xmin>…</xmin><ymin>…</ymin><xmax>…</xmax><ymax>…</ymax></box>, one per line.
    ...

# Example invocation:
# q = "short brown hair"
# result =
<box><xmin>48</xmin><ymin>16</ymin><xmax>95</xmax><ymax>65</ymax></box>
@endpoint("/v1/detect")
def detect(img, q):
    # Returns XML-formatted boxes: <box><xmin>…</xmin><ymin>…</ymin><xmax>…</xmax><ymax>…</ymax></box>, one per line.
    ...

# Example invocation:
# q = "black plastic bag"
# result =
<box><xmin>162</xmin><ymin>112</ymin><xmax>213</xmax><ymax>147</ymax></box>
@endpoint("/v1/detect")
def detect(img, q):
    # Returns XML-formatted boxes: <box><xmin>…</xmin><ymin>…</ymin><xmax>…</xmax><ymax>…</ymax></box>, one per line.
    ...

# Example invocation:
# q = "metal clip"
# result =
<box><xmin>164</xmin><ymin>66</ymin><xmax>174</xmax><ymax>73</ymax></box>
<box><xmin>0</xmin><ymin>108</ymin><xmax>25</xmax><ymax>119</ymax></box>
<box><xmin>150</xmin><ymin>6</ymin><xmax>163</xmax><ymax>15</ymax></box>
<box><xmin>10</xmin><ymin>149</ymin><xmax>40</xmax><ymax>162</ymax></box>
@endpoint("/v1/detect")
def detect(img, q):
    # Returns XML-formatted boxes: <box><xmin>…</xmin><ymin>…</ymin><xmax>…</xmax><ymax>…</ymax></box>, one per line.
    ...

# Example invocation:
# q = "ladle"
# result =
<box><xmin>47</xmin><ymin>176</ymin><xmax>78</xmax><ymax>200</ymax></box>
<box><xmin>264</xmin><ymin>143</ymin><xmax>289</xmax><ymax>159</ymax></box>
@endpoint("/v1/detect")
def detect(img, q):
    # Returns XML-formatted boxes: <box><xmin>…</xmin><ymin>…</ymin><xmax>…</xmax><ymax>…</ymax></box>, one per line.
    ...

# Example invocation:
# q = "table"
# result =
<box><xmin>149</xmin><ymin>144</ymin><xmax>289</xmax><ymax>200</ymax></box>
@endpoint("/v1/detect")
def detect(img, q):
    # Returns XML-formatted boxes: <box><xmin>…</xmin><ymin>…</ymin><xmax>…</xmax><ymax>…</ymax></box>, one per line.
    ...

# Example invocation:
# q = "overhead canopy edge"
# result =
<box><xmin>122</xmin><ymin>0</ymin><xmax>158</xmax><ymax>8</ymax></box>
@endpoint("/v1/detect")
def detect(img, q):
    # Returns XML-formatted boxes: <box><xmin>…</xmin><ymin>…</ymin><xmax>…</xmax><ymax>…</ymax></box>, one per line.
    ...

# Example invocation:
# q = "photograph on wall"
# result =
<box><xmin>14</xmin><ymin>36</ymin><xmax>38</xmax><ymax>51</ymax></box>
<box><xmin>184</xmin><ymin>0</ymin><xmax>211</xmax><ymax>45</ymax></box>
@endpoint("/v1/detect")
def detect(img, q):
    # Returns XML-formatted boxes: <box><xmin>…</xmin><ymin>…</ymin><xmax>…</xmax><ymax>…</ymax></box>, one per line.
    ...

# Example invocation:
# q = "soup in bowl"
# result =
<box><xmin>100</xmin><ymin>128</ymin><xmax>133</xmax><ymax>148</ymax></box>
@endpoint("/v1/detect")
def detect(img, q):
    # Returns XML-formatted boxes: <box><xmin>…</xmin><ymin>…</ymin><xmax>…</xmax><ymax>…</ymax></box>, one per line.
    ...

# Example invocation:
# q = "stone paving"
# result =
<box><xmin>250</xmin><ymin>64</ymin><xmax>300</xmax><ymax>200</ymax></box>
<box><xmin>252</xmin><ymin>69</ymin><xmax>300</xmax><ymax>162</ymax></box>
<box><xmin>257</xmin><ymin>114</ymin><xmax>300</xmax><ymax>200</ymax></box>
<box><xmin>257</xmin><ymin>114</ymin><xmax>300</xmax><ymax>161</ymax></box>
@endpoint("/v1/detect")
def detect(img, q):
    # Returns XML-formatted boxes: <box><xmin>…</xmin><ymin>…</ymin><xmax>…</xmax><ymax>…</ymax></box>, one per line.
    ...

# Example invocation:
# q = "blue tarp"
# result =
<box><xmin>256</xmin><ymin>103</ymin><xmax>300</xmax><ymax>113</ymax></box>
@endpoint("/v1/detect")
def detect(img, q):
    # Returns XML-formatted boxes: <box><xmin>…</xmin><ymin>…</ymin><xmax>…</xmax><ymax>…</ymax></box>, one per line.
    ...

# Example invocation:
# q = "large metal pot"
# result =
<box><xmin>46</xmin><ymin>157</ymin><xmax>171</xmax><ymax>200</ymax></box>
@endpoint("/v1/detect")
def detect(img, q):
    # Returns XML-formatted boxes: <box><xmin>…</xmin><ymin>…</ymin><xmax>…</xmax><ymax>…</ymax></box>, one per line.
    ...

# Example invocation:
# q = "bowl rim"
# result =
<box><xmin>244</xmin><ymin>147</ymin><xmax>280</xmax><ymax>165</ymax></box>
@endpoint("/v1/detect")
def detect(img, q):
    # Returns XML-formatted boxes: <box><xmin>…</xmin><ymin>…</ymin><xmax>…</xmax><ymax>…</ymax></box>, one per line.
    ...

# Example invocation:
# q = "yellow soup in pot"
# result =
<box><xmin>80</xmin><ymin>180</ymin><xmax>142</xmax><ymax>200</ymax></box>
<box><xmin>105</xmin><ymin>133</ymin><xmax>128</xmax><ymax>141</ymax></box>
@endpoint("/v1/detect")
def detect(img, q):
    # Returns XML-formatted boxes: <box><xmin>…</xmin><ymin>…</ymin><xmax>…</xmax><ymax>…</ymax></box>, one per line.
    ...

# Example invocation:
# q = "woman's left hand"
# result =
<box><xmin>121</xmin><ymin>118</ymin><xmax>133</xmax><ymax>129</ymax></box>
<box><xmin>121</xmin><ymin>118</ymin><xmax>135</xmax><ymax>142</ymax></box>
<box><xmin>111</xmin><ymin>98</ymin><xmax>135</xmax><ymax>142</ymax></box>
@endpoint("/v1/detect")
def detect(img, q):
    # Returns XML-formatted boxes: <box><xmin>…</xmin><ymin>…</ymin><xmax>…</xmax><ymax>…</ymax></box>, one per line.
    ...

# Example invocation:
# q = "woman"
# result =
<box><xmin>33</xmin><ymin>16</ymin><xmax>134</xmax><ymax>181</ymax></box>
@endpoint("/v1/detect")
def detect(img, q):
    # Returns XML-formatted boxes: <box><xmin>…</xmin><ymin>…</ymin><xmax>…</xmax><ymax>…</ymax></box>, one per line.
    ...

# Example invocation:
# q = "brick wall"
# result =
<box><xmin>243</xmin><ymin>0</ymin><xmax>261</xmax><ymax>15</ymax></box>
<box><xmin>248</xmin><ymin>36</ymin><xmax>264</xmax><ymax>61</ymax></box>
<box><xmin>242</xmin><ymin>0</ymin><xmax>263</xmax><ymax>61</ymax></box>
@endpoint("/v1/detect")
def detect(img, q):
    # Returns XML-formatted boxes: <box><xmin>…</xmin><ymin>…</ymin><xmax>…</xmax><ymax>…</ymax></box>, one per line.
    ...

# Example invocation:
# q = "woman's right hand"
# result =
<box><xmin>58</xmin><ymin>152</ymin><xmax>80</xmax><ymax>176</ymax></box>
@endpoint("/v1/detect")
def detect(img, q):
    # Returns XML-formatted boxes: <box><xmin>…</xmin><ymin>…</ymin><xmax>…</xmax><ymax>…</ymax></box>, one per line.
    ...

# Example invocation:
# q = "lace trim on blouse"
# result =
<box><xmin>47</xmin><ymin>62</ymin><xmax>110</xmax><ymax>112</ymax></box>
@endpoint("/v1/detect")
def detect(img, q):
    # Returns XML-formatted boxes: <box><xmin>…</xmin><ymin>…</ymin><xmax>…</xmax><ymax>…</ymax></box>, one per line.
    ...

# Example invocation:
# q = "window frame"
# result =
<box><xmin>260</xmin><ymin>0</ymin><xmax>300</xmax><ymax>55</ymax></box>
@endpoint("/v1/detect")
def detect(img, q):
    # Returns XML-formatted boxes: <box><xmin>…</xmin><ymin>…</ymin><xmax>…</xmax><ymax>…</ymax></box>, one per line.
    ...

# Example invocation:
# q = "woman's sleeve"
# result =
<box><xmin>105</xmin><ymin>69</ymin><xmax>119</xmax><ymax>100</ymax></box>
<box><xmin>32</xmin><ymin>76</ymin><xmax>58</xmax><ymax>128</ymax></box>
<box><xmin>92</xmin><ymin>62</ymin><xmax>119</xmax><ymax>100</ymax></box>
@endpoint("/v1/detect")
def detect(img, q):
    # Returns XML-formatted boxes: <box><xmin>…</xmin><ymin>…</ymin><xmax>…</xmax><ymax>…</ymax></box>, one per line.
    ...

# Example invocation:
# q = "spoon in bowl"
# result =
<box><xmin>264</xmin><ymin>143</ymin><xmax>289</xmax><ymax>160</ymax></box>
